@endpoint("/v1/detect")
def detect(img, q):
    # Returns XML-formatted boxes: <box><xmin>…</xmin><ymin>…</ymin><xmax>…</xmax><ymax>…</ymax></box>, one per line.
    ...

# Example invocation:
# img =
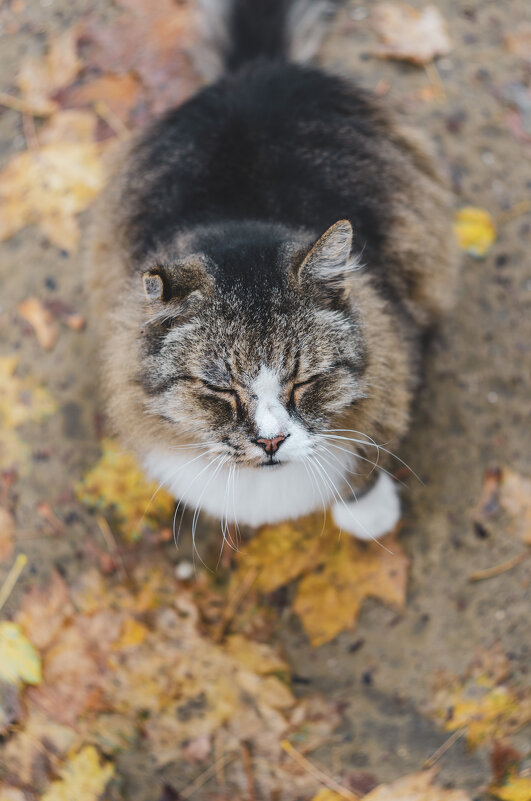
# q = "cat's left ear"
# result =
<box><xmin>296</xmin><ymin>220</ymin><xmax>354</xmax><ymax>297</ymax></box>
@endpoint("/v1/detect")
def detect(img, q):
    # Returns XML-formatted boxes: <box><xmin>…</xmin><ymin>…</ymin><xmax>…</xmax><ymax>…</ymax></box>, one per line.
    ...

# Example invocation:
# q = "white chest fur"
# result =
<box><xmin>142</xmin><ymin>447</ymin><xmax>349</xmax><ymax>527</ymax></box>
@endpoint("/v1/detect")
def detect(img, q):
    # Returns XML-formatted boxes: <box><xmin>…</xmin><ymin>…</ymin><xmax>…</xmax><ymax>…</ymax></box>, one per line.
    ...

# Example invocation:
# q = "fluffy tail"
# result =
<box><xmin>195</xmin><ymin>0</ymin><xmax>339</xmax><ymax>80</ymax></box>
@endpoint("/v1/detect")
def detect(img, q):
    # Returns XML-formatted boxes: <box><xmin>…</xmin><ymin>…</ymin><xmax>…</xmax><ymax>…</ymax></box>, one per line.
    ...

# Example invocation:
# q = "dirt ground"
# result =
<box><xmin>1</xmin><ymin>1</ymin><xmax>530</xmax><ymax>799</ymax></box>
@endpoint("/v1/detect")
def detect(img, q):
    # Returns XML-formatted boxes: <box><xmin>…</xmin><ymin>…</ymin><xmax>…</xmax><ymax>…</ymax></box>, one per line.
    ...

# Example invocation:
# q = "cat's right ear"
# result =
<box><xmin>141</xmin><ymin>257</ymin><xmax>214</xmax><ymax>324</ymax></box>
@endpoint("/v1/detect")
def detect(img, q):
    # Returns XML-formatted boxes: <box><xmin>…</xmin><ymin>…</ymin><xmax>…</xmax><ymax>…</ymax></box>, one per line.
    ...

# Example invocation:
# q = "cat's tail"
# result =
<box><xmin>195</xmin><ymin>0</ymin><xmax>340</xmax><ymax>81</ymax></box>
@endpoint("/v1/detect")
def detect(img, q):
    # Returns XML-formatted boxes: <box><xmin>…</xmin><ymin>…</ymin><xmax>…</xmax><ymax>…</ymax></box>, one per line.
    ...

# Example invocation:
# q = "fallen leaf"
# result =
<box><xmin>428</xmin><ymin>647</ymin><xmax>531</xmax><ymax>748</ymax></box>
<box><xmin>80</xmin><ymin>0</ymin><xmax>200</xmax><ymax>117</ymax></box>
<box><xmin>15</xmin><ymin>28</ymin><xmax>81</xmax><ymax>116</ymax></box>
<box><xmin>0</xmin><ymin>137</ymin><xmax>105</xmax><ymax>252</ymax></box>
<box><xmin>0</xmin><ymin>622</ymin><xmax>42</xmax><ymax>686</ymax></box>
<box><xmin>311</xmin><ymin>791</ymin><xmax>344</xmax><ymax>801</ymax></box>
<box><xmin>454</xmin><ymin>207</ymin><xmax>497</xmax><ymax>258</ymax></box>
<box><xmin>498</xmin><ymin>467</ymin><xmax>531</xmax><ymax>545</ymax></box>
<box><xmin>506</xmin><ymin>27</ymin><xmax>531</xmax><ymax>62</ymax></box>
<box><xmin>0</xmin><ymin>788</ymin><xmax>26</xmax><ymax>801</ymax></box>
<box><xmin>67</xmin><ymin>73</ymin><xmax>143</xmax><ymax>125</ymax></box>
<box><xmin>0</xmin><ymin>507</ymin><xmax>15</xmax><ymax>562</ymax></box>
<box><xmin>294</xmin><ymin>531</ymin><xmax>408</xmax><ymax>647</ymax></box>
<box><xmin>362</xmin><ymin>769</ymin><xmax>470</xmax><ymax>800</ymax></box>
<box><xmin>18</xmin><ymin>297</ymin><xmax>59</xmax><ymax>350</ymax></box>
<box><xmin>238</xmin><ymin>514</ymin><xmax>407</xmax><ymax>647</ymax></box>
<box><xmin>17</xmin><ymin>571</ymin><xmax>73</xmax><ymax>650</ymax></box>
<box><xmin>372</xmin><ymin>4</ymin><xmax>451</xmax><ymax>65</ymax></box>
<box><xmin>75</xmin><ymin>438</ymin><xmax>175</xmax><ymax>541</ymax></box>
<box><xmin>490</xmin><ymin>740</ymin><xmax>522</xmax><ymax>785</ymax></box>
<box><xmin>473</xmin><ymin>466</ymin><xmax>531</xmax><ymax>545</ymax></box>
<box><xmin>40</xmin><ymin>746</ymin><xmax>114</xmax><ymax>801</ymax></box>
<box><xmin>489</xmin><ymin>775</ymin><xmax>531</xmax><ymax>801</ymax></box>
<box><xmin>1</xmin><ymin>709</ymin><xmax>76</xmax><ymax>786</ymax></box>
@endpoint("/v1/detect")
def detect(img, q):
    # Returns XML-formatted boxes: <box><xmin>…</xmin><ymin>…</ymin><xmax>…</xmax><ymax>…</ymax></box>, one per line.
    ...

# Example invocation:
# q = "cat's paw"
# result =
<box><xmin>332</xmin><ymin>473</ymin><xmax>400</xmax><ymax>540</ymax></box>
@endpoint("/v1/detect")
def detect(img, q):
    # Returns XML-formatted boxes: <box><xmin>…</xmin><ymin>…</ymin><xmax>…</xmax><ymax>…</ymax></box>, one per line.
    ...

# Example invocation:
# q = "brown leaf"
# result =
<box><xmin>490</xmin><ymin>740</ymin><xmax>522</xmax><ymax>785</ymax></box>
<box><xmin>17</xmin><ymin>571</ymin><xmax>73</xmax><ymax>651</ymax></box>
<box><xmin>15</xmin><ymin>28</ymin><xmax>81</xmax><ymax>116</ymax></box>
<box><xmin>80</xmin><ymin>0</ymin><xmax>200</xmax><ymax>117</ymax></box>
<box><xmin>0</xmin><ymin>506</ymin><xmax>15</xmax><ymax>563</ymax></box>
<box><xmin>67</xmin><ymin>73</ymin><xmax>143</xmax><ymax>125</ymax></box>
<box><xmin>18</xmin><ymin>297</ymin><xmax>59</xmax><ymax>350</ymax></box>
<box><xmin>372</xmin><ymin>3</ymin><xmax>451</xmax><ymax>65</ymax></box>
<box><xmin>473</xmin><ymin>466</ymin><xmax>531</xmax><ymax>545</ymax></box>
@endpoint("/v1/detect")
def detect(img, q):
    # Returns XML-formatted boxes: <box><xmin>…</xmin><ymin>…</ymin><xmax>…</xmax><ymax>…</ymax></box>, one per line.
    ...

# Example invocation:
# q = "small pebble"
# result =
<box><xmin>175</xmin><ymin>560</ymin><xmax>194</xmax><ymax>581</ymax></box>
<box><xmin>487</xmin><ymin>391</ymin><xmax>498</xmax><ymax>404</ymax></box>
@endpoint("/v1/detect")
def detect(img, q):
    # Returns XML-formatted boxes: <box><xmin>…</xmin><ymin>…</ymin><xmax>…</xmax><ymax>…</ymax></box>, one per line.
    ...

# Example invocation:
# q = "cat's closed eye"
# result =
<box><xmin>290</xmin><ymin>374</ymin><xmax>326</xmax><ymax>406</ymax></box>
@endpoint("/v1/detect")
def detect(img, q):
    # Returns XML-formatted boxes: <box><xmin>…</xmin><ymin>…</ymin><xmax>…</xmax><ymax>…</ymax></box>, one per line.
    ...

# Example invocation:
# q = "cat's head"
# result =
<box><xmin>138</xmin><ymin>220</ymin><xmax>368</xmax><ymax>468</ymax></box>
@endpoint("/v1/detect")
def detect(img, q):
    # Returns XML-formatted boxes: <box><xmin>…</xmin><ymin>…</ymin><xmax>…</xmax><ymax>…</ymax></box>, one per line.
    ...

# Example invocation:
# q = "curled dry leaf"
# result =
<box><xmin>75</xmin><ymin>438</ymin><xmax>175</xmax><ymax>541</ymax></box>
<box><xmin>372</xmin><ymin>4</ymin><xmax>451</xmax><ymax>65</ymax></box>
<box><xmin>18</xmin><ymin>297</ymin><xmax>59</xmax><ymax>350</ymax></box>
<box><xmin>454</xmin><ymin>207</ymin><xmax>496</xmax><ymax>258</ymax></box>
<box><xmin>473</xmin><ymin>466</ymin><xmax>531</xmax><ymax>545</ymax></box>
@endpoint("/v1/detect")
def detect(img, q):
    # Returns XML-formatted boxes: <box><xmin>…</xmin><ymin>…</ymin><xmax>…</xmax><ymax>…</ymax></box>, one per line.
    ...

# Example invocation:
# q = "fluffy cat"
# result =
<box><xmin>86</xmin><ymin>0</ymin><xmax>459</xmax><ymax>541</ymax></box>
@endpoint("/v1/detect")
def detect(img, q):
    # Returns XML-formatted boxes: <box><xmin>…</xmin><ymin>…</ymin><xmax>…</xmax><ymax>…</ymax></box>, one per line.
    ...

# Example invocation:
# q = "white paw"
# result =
<box><xmin>332</xmin><ymin>473</ymin><xmax>401</xmax><ymax>540</ymax></box>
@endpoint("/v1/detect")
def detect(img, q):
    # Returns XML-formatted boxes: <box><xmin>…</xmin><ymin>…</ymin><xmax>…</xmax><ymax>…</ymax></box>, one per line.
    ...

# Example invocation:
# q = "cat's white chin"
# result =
<box><xmin>142</xmin><ymin>447</ymin><xmax>351</xmax><ymax>528</ymax></box>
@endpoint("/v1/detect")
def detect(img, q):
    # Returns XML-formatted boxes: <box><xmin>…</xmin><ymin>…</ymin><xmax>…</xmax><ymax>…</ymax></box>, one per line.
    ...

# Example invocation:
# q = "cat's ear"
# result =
<box><xmin>142</xmin><ymin>256</ymin><xmax>214</xmax><ymax>324</ymax></box>
<box><xmin>296</xmin><ymin>220</ymin><xmax>354</xmax><ymax>298</ymax></box>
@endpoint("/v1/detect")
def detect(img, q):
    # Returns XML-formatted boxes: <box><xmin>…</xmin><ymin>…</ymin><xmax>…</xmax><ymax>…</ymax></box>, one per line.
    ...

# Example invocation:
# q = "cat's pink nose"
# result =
<box><xmin>255</xmin><ymin>434</ymin><xmax>287</xmax><ymax>455</ymax></box>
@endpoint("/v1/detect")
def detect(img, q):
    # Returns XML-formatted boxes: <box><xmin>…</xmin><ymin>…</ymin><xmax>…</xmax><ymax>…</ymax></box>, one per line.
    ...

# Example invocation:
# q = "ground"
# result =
<box><xmin>0</xmin><ymin>1</ymin><xmax>530</xmax><ymax>800</ymax></box>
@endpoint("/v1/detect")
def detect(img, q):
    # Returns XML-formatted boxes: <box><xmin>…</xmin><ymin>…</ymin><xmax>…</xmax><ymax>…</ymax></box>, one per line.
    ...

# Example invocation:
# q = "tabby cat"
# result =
<box><xmin>87</xmin><ymin>0</ymin><xmax>459</xmax><ymax>541</ymax></box>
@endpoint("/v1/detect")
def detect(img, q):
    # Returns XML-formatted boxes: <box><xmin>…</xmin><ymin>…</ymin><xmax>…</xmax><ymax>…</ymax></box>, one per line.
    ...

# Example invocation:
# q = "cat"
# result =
<box><xmin>86</xmin><ymin>0</ymin><xmax>459</xmax><ymax>542</ymax></box>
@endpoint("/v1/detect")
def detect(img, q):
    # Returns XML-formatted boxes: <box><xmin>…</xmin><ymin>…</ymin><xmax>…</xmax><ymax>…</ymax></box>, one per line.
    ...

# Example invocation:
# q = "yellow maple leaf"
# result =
<box><xmin>0</xmin><ymin>622</ymin><xmax>42</xmax><ymax>686</ymax></box>
<box><xmin>454</xmin><ymin>207</ymin><xmax>496</xmax><ymax>258</ymax></box>
<box><xmin>490</xmin><ymin>776</ymin><xmax>531</xmax><ymax>801</ymax></box>
<box><xmin>237</xmin><ymin>514</ymin><xmax>408</xmax><ymax>647</ymax></box>
<box><xmin>362</xmin><ymin>769</ymin><xmax>470</xmax><ymax>800</ymax></box>
<box><xmin>40</xmin><ymin>746</ymin><xmax>114</xmax><ymax>801</ymax></box>
<box><xmin>76</xmin><ymin>439</ymin><xmax>174</xmax><ymax>540</ymax></box>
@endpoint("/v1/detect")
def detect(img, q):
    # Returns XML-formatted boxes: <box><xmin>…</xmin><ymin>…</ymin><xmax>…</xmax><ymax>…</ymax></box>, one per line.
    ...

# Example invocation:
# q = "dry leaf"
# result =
<box><xmin>428</xmin><ymin>647</ymin><xmax>531</xmax><ymax>748</ymax></box>
<box><xmin>40</xmin><ymin>746</ymin><xmax>114</xmax><ymax>801</ymax></box>
<box><xmin>473</xmin><ymin>466</ymin><xmax>531</xmax><ymax>545</ymax></box>
<box><xmin>372</xmin><ymin>4</ymin><xmax>451</xmax><ymax>65</ymax></box>
<box><xmin>362</xmin><ymin>769</ymin><xmax>470</xmax><ymax>801</ymax></box>
<box><xmin>454</xmin><ymin>207</ymin><xmax>496</xmax><ymax>258</ymax></box>
<box><xmin>18</xmin><ymin>297</ymin><xmax>59</xmax><ymax>350</ymax></box>
<box><xmin>39</xmin><ymin>109</ymin><xmax>99</xmax><ymax>145</ymax></box>
<box><xmin>490</xmin><ymin>741</ymin><xmax>522</xmax><ymax>785</ymax></box>
<box><xmin>237</xmin><ymin>515</ymin><xmax>408</xmax><ymax>647</ymax></box>
<box><xmin>498</xmin><ymin>467</ymin><xmax>531</xmax><ymax>545</ymax></box>
<box><xmin>16</xmin><ymin>28</ymin><xmax>81</xmax><ymax>116</ymax></box>
<box><xmin>294</xmin><ymin>532</ymin><xmax>408</xmax><ymax>646</ymax></box>
<box><xmin>17</xmin><ymin>571</ymin><xmax>73</xmax><ymax>651</ymax></box>
<box><xmin>490</xmin><ymin>775</ymin><xmax>531</xmax><ymax>801</ymax></box>
<box><xmin>0</xmin><ymin>507</ymin><xmax>15</xmax><ymax>563</ymax></box>
<box><xmin>81</xmin><ymin>0</ymin><xmax>199</xmax><ymax>116</ymax></box>
<box><xmin>68</xmin><ymin>73</ymin><xmax>143</xmax><ymax>124</ymax></box>
<box><xmin>0</xmin><ymin>137</ymin><xmax>105</xmax><ymax>252</ymax></box>
<box><xmin>0</xmin><ymin>622</ymin><xmax>42</xmax><ymax>686</ymax></box>
<box><xmin>75</xmin><ymin>438</ymin><xmax>175</xmax><ymax>541</ymax></box>
<box><xmin>1</xmin><ymin>709</ymin><xmax>76</xmax><ymax>786</ymax></box>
